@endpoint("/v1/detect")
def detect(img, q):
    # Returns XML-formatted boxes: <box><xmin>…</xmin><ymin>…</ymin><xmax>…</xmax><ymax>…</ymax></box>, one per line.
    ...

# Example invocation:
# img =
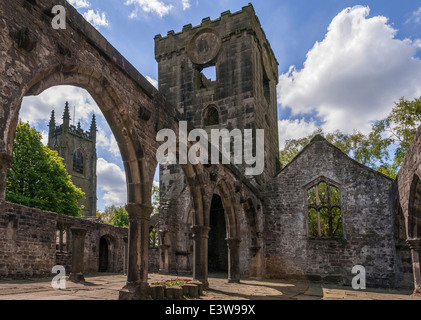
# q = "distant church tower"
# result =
<box><xmin>48</xmin><ymin>102</ymin><xmax>97</xmax><ymax>217</ymax></box>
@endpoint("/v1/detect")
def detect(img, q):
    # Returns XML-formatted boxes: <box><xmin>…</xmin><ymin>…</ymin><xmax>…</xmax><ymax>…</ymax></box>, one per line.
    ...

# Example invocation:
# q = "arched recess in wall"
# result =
<box><xmin>202</xmin><ymin>105</ymin><xmax>220</xmax><ymax>129</ymax></box>
<box><xmin>3</xmin><ymin>65</ymin><xmax>152</xmax><ymax>213</ymax></box>
<box><xmin>98</xmin><ymin>234</ymin><xmax>116</xmax><ymax>273</ymax></box>
<box><xmin>408</xmin><ymin>174</ymin><xmax>421</xmax><ymax>239</ymax></box>
<box><xmin>19</xmin><ymin>84</ymin><xmax>127</xmax><ymax>217</ymax></box>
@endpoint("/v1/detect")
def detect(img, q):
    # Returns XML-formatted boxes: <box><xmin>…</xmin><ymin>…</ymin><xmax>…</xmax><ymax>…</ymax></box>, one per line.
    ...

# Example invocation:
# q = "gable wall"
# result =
<box><xmin>262</xmin><ymin>140</ymin><xmax>409</xmax><ymax>288</ymax></box>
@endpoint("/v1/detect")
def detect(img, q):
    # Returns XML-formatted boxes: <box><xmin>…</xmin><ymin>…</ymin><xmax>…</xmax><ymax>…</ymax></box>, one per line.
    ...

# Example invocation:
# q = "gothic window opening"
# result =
<box><xmin>196</xmin><ymin>65</ymin><xmax>216</xmax><ymax>89</ymax></box>
<box><xmin>203</xmin><ymin>105</ymin><xmax>219</xmax><ymax>128</ymax></box>
<box><xmin>307</xmin><ymin>181</ymin><xmax>343</xmax><ymax>238</ymax></box>
<box><xmin>73</xmin><ymin>148</ymin><xmax>84</xmax><ymax>174</ymax></box>
<box><xmin>263</xmin><ymin>70</ymin><xmax>270</xmax><ymax>104</ymax></box>
<box><xmin>56</xmin><ymin>225</ymin><xmax>69</xmax><ymax>252</ymax></box>
<box><xmin>149</xmin><ymin>227</ymin><xmax>159</xmax><ymax>248</ymax></box>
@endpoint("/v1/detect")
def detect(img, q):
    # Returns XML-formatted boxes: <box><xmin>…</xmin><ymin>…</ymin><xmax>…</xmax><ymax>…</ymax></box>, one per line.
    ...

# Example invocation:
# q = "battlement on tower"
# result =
<box><xmin>154</xmin><ymin>3</ymin><xmax>278</xmax><ymax>70</ymax></box>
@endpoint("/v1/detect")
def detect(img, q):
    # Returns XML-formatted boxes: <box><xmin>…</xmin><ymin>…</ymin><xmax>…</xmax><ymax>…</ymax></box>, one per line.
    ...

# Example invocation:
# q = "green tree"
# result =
<box><xmin>6</xmin><ymin>120</ymin><xmax>85</xmax><ymax>216</ymax></box>
<box><xmin>280</xmin><ymin>128</ymin><xmax>389</xmax><ymax>173</ymax></box>
<box><xmin>372</xmin><ymin>96</ymin><xmax>421</xmax><ymax>175</ymax></box>
<box><xmin>96</xmin><ymin>208</ymin><xmax>113</xmax><ymax>224</ymax></box>
<box><xmin>280</xmin><ymin>96</ymin><xmax>421</xmax><ymax>180</ymax></box>
<box><xmin>110</xmin><ymin>206</ymin><xmax>129</xmax><ymax>227</ymax></box>
<box><xmin>152</xmin><ymin>184</ymin><xmax>160</xmax><ymax>215</ymax></box>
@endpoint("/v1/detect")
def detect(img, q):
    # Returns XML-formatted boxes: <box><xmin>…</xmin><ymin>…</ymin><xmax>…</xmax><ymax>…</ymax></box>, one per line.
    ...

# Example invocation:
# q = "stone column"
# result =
<box><xmin>69</xmin><ymin>228</ymin><xmax>87</xmax><ymax>283</ymax></box>
<box><xmin>158</xmin><ymin>230</ymin><xmax>170</xmax><ymax>274</ymax></box>
<box><xmin>226</xmin><ymin>238</ymin><xmax>241</xmax><ymax>283</ymax></box>
<box><xmin>191</xmin><ymin>225</ymin><xmax>210</xmax><ymax>289</ymax></box>
<box><xmin>407</xmin><ymin>238</ymin><xmax>421</xmax><ymax>294</ymax></box>
<box><xmin>123</xmin><ymin>237</ymin><xmax>128</xmax><ymax>275</ymax></box>
<box><xmin>0</xmin><ymin>153</ymin><xmax>13</xmax><ymax>200</ymax></box>
<box><xmin>119</xmin><ymin>203</ymin><xmax>153</xmax><ymax>300</ymax></box>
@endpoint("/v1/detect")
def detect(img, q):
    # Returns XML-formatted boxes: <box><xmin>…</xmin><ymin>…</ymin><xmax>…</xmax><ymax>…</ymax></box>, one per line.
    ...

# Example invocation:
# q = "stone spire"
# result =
<box><xmin>90</xmin><ymin>114</ymin><xmax>97</xmax><ymax>139</ymax></box>
<box><xmin>48</xmin><ymin>110</ymin><xmax>56</xmax><ymax>132</ymax></box>
<box><xmin>62</xmin><ymin>101</ymin><xmax>70</xmax><ymax>129</ymax></box>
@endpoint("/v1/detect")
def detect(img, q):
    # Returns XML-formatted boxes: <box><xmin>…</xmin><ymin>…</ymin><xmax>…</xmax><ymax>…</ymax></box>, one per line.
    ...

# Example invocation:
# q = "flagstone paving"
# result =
<box><xmin>0</xmin><ymin>273</ymin><xmax>419</xmax><ymax>300</ymax></box>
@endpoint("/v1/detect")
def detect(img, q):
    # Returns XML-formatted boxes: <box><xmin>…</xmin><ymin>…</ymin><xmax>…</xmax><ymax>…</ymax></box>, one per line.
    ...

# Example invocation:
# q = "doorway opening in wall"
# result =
<box><xmin>99</xmin><ymin>236</ymin><xmax>109</xmax><ymax>272</ymax></box>
<box><xmin>208</xmin><ymin>194</ymin><xmax>228</xmax><ymax>277</ymax></box>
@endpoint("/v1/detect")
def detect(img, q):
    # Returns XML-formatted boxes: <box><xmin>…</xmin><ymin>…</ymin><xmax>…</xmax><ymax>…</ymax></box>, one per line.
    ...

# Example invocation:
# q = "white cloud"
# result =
<box><xmin>146</xmin><ymin>75</ymin><xmax>158</xmax><ymax>88</ymax></box>
<box><xmin>125</xmin><ymin>0</ymin><xmax>174</xmax><ymax>18</ymax></box>
<box><xmin>21</xmin><ymin>85</ymin><xmax>100</xmax><ymax>127</ymax></box>
<box><xmin>67</xmin><ymin>0</ymin><xmax>91</xmax><ymax>9</ymax></box>
<box><xmin>406</xmin><ymin>7</ymin><xmax>421</xmax><ymax>24</ymax></box>
<box><xmin>83</xmin><ymin>9</ymin><xmax>109</xmax><ymax>29</ymax></box>
<box><xmin>278</xmin><ymin>119</ymin><xmax>319</xmax><ymax>149</ymax></box>
<box><xmin>182</xmin><ymin>0</ymin><xmax>191</xmax><ymax>11</ymax></box>
<box><xmin>96</xmin><ymin>127</ymin><xmax>120</xmax><ymax>158</ymax></box>
<box><xmin>97</xmin><ymin>158</ymin><xmax>127</xmax><ymax>208</ymax></box>
<box><xmin>40</xmin><ymin>130</ymin><xmax>49</xmax><ymax>146</ymax></box>
<box><xmin>278</xmin><ymin>6</ymin><xmax>421</xmax><ymax>135</ymax></box>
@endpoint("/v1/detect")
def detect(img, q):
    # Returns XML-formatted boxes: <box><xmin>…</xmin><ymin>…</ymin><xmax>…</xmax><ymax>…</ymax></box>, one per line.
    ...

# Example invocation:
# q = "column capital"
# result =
<box><xmin>406</xmin><ymin>238</ymin><xmax>421</xmax><ymax>250</ymax></box>
<box><xmin>191</xmin><ymin>225</ymin><xmax>211</xmax><ymax>238</ymax></box>
<box><xmin>126</xmin><ymin>203</ymin><xmax>154</xmax><ymax>221</ymax></box>
<box><xmin>70</xmin><ymin>227</ymin><xmax>87</xmax><ymax>237</ymax></box>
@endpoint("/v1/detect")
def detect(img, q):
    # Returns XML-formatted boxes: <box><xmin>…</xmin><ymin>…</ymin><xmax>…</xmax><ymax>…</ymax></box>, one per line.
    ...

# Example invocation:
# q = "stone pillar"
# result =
<box><xmin>0</xmin><ymin>153</ymin><xmax>13</xmax><ymax>200</ymax></box>
<box><xmin>123</xmin><ymin>237</ymin><xmax>128</xmax><ymax>275</ymax></box>
<box><xmin>191</xmin><ymin>225</ymin><xmax>210</xmax><ymax>289</ymax></box>
<box><xmin>226</xmin><ymin>238</ymin><xmax>241</xmax><ymax>283</ymax></box>
<box><xmin>119</xmin><ymin>203</ymin><xmax>153</xmax><ymax>300</ymax></box>
<box><xmin>407</xmin><ymin>238</ymin><xmax>421</xmax><ymax>294</ymax></box>
<box><xmin>69</xmin><ymin>228</ymin><xmax>87</xmax><ymax>283</ymax></box>
<box><xmin>159</xmin><ymin>230</ymin><xmax>170</xmax><ymax>274</ymax></box>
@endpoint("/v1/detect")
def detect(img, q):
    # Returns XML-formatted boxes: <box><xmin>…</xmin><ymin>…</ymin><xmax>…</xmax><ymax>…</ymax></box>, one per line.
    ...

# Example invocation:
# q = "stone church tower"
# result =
<box><xmin>154</xmin><ymin>4</ymin><xmax>280</xmax><ymax>275</ymax></box>
<box><xmin>156</xmin><ymin>3</ymin><xmax>280</xmax><ymax>201</ymax></box>
<box><xmin>47</xmin><ymin>102</ymin><xmax>97</xmax><ymax>217</ymax></box>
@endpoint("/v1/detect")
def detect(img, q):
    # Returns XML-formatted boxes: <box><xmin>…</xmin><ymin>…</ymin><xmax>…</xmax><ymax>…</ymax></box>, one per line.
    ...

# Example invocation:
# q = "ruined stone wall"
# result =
<box><xmin>394</xmin><ymin>124</ymin><xmax>421</xmax><ymax>290</ymax></box>
<box><xmin>263</xmin><ymin>139</ymin><xmax>407</xmax><ymax>288</ymax></box>
<box><xmin>0</xmin><ymin>201</ymin><xmax>128</xmax><ymax>278</ymax></box>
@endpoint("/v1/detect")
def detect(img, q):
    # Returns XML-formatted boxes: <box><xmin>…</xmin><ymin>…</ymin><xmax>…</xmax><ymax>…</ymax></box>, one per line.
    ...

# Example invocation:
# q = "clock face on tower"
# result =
<box><xmin>187</xmin><ymin>29</ymin><xmax>221</xmax><ymax>65</ymax></box>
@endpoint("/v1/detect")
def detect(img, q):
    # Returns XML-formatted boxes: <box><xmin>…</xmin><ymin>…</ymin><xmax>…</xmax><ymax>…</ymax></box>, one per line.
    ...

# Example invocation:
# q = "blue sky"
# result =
<box><xmin>19</xmin><ymin>0</ymin><xmax>421</xmax><ymax>211</ymax></box>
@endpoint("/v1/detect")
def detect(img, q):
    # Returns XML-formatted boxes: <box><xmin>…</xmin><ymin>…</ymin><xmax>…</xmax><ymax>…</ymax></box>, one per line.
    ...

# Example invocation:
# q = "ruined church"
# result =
<box><xmin>0</xmin><ymin>0</ymin><xmax>420</xmax><ymax>299</ymax></box>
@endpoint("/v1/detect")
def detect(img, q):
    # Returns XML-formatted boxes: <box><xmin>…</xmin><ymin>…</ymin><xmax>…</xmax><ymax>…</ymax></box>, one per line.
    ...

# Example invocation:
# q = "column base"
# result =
<box><xmin>228</xmin><ymin>279</ymin><xmax>240</xmax><ymax>284</ymax></box>
<box><xmin>119</xmin><ymin>282</ymin><xmax>151</xmax><ymax>300</ymax></box>
<box><xmin>69</xmin><ymin>273</ymin><xmax>85</xmax><ymax>283</ymax></box>
<box><xmin>195</xmin><ymin>279</ymin><xmax>209</xmax><ymax>290</ymax></box>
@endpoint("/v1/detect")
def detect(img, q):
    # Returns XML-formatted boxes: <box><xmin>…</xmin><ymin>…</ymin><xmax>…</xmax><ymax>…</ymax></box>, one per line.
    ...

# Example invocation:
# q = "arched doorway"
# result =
<box><xmin>99</xmin><ymin>236</ymin><xmax>109</xmax><ymax>272</ymax></box>
<box><xmin>208</xmin><ymin>194</ymin><xmax>228</xmax><ymax>275</ymax></box>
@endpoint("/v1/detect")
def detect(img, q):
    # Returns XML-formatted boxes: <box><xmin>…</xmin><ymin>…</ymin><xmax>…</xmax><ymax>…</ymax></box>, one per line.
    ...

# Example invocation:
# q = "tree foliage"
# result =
<box><xmin>97</xmin><ymin>205</ymin><xmax>128</xmax><ymax>227</ymax></box>
<box><xmin>372</xmin><ymin>96</ymin><xmax>421</xmax><ymax>175</ymax></box>
<box><xmin>96</xmin><ymin>185</ymin><xmax>160</xmax><ymax>227</ymax></box>
<box><xmin>279</xmin><ymin>96</ymin><xmax>421</xmax><ymax>180</ymax></box>
<box><xmin>6</xmin><ymin>121</ymin><xmax>85</xmax><ymax>216</ymax></box>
